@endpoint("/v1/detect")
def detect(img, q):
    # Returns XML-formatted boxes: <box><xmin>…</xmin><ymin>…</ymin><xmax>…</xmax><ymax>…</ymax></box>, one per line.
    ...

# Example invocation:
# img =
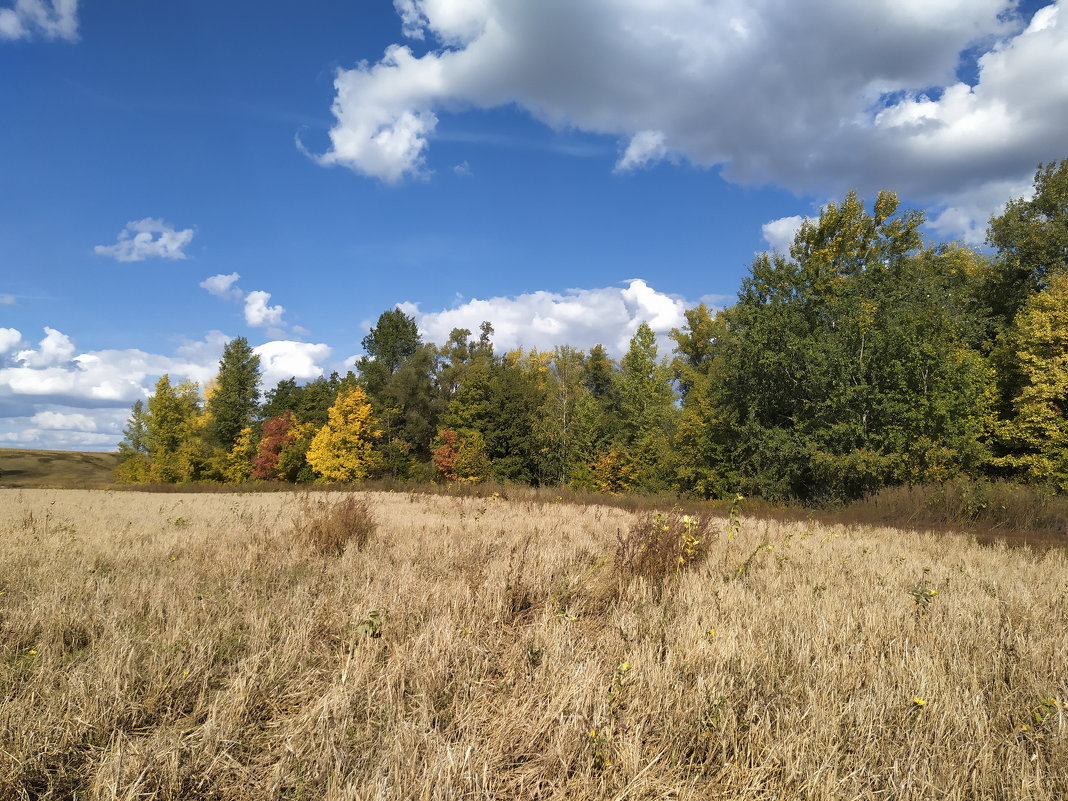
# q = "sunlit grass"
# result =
<box><xmin>0</xmin><ymin>488</ymin><xmax>1065</xmax><ymax>799</ymax></box>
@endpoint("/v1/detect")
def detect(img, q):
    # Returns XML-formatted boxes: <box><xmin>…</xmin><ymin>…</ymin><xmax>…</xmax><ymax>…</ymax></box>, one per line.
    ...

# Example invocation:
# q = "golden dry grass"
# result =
<box><xmin>0</xmin><ymin>488</ymin><xmax>1065</xmax><ymax>800</ymax></box>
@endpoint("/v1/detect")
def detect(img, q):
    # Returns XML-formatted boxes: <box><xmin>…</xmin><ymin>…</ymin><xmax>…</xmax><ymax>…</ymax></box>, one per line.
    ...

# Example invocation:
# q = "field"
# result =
<box><xmin>1</xmin><ymin>489</ymin><xmax>1065</xmax><ymax>800</ymax></box>
<box><xmin>0</xmin><ymin>449</ymin><xmax>121</xmax><ymax>488</ymax></box>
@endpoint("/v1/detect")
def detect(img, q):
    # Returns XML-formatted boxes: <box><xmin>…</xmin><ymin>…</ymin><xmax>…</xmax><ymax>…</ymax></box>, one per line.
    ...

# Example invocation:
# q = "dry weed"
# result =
<box><xmin>289</xmin><ymin>493</ymin><xmax>375</xmax><ymax>556</ymax></box>
<box><xmin>614</xmin><ymin>508</ymin><xmax>711</xmax><ymax>598</ymax></box>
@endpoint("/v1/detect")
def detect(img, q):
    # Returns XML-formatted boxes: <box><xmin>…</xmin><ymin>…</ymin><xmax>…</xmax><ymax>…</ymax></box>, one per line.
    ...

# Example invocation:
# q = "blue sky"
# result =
<box><xmin>1</xmin><ymin>0</ymin><xmax>1065</xmax><ymax>450</ymax></box>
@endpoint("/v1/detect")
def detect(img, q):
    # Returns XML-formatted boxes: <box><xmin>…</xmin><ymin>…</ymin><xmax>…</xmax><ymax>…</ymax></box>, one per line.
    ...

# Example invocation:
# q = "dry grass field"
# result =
<box><xmin>0</xmin><ymin>450</ymin><xmax>121</xmax><ymax>489</ymax></box>
<box><xmin>0</xmin><ymin>489</ymin><xmax>1065</xmax><ymax>800</ymax></box>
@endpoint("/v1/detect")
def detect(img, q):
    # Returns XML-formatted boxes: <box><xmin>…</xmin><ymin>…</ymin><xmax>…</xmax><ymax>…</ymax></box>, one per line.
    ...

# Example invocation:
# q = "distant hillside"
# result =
<box><xmin>0</xmin><ymin>448</ymin><xmax>121</xmax><ymax>488</ymax></box>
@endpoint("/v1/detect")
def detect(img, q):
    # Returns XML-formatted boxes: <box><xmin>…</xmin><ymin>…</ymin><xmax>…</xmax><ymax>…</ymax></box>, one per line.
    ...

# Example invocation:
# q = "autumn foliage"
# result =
<box><xmin>252</xmin><ymin>412</ymin><xmax>296</xmax><ymax>480</ymax></box>
<box><xmin>116</xmin><ymin>161</ymin><xmax>1068</xmax><ymax>503</ymax></box>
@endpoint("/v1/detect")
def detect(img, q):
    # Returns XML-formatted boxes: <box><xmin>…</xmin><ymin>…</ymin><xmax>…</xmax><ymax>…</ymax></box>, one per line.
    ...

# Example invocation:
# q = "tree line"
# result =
<box><xmin>117</xmin><ymin>160</ymin><xmax>1068</xmax><ymax>502</ymax></box>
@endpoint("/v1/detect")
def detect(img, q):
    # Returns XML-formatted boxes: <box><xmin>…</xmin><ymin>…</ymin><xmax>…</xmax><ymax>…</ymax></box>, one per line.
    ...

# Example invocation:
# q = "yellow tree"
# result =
<box><xmin>306</xmin><ymin>387</ymin><xmax>382</xmax><ymax>482</ymax></box>
<box><xmin>225</xmin><ymin>426</ymin><xmax>257</xmax><ymax>482</ymax></box>
<box><xmin>994</xmin><ymin>271</ymin><xmax>1068</xmax><ymax>489</ymax></box>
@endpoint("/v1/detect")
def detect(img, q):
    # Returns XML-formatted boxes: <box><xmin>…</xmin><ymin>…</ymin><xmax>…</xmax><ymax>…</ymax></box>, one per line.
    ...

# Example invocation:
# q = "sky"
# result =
<box><xmin>1</xmin><ymin>0</ymin><xmax>1066</xmax><ymax>451</ymax></box>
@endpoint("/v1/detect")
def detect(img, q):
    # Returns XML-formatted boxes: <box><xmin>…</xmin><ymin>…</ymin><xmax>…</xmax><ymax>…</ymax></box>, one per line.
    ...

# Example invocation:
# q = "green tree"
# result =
<box><xmin>669</xmin><ymin>307</ymin><xmax>733</xmax><ymax>496</ymax></box>
<box><xmin>616</xmin><ymin>322</ymin><xmax>677</xmax><ymax>491</ymax></box>
<box><xmin>261</xmin><ymin>373</ymin><xmax>348</xmax><ymax>429</ymax></box>
<box><xmin>206</xmin><ymin>337</ymin><xmax>262</xmax><ymax>451</ymax></box>
<box><xmin>356</xmin><ymin>310</ymin><xmax>439</xmax><ymax>477</ymax></box>
<box><xmin>357</xmin><ymin>308</ymin><xmax>422</xmax><ymax>400</ymax></box>
<box><xmin>986</xmin><ymin>160</ymin><xmax>1068</xmax><ymax>325</ymax></box>
<box><xmin>144</xmin><ymin>374</ymin><xmax>203</xmax><ymax>483</ymax></box>
<box><xmin>115</xmin><ymin>399</ymin><xmax>151</xmax><ymax>482</ymax></box>
<box><xmin>707</xmin><ymin>192</ymin><xmax>993</xmax><ymax>502</ymax></box>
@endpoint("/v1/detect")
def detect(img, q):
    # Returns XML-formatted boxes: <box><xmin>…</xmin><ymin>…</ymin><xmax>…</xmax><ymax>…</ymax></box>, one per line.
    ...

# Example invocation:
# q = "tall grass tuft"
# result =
<box><xmin>289</xmin><ymin>493</ymin><xmax>375</xmax><ymax>556</ymax></box>
<box><xmin>614</xmin><ymin>508</ymin><xmax>711</xmax><ymax>597</ymax></box>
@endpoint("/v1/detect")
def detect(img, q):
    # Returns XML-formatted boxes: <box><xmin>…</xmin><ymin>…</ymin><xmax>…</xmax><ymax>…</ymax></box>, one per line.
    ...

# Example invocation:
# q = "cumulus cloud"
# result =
<box><xmin>15</xmin><ymin>326</ymin><xmax>75</xmax><ymax>367</ymax></box>
<box><xmin>401</xmin><ymin>278</ymin><xmax>688</xmax><ymax>355</ymax></box>
<box><xmin>0</xmin><ymin>328</ymin><xmax>225</xmax><ymax>413</ymax></box>
<box><xmin>243</xmin><ymin>290</ymin><xmax>285</xmax><ymax>328</ymax></box>
<box><xmin>0</xmin><ymin>326</ymin><xmax>333</xmax><ymax>450</ymax></box>
<box><xmin>253</xmin><ymin>340</ymin><xmax>332</xmax><ymax>388</ymax></box>
<box><xmin>0</xmin><ymin>0</ymin><xmax>78</xmax><ymax>41</ymax></box>
<box><xmin>94</xmin><ymin>218</ymin><xmax>194</xmax><ymax>262</ymax></box>
<box><xmin>199</xmin><ymin>272</ymin><xmax>243</xmax><ymax>301</ymax></box>
<box><xmin>761</xmin><ymin>215</ymin><xmax>807</xmax><ymax>254</ymax></box>
<box><xmin>317</xmin><ymin>0</ymin><xmax>1066</xmax><ymax>238</ymax></box>
<box><xmin>0</xmin><ymin>328</ymin><xmax>21</xmax><ymax>354</ymax></box>
<box><xmin>200</xmin><ymin>274</ymin><xmax>291</xmax><ymax>331</ymax></box>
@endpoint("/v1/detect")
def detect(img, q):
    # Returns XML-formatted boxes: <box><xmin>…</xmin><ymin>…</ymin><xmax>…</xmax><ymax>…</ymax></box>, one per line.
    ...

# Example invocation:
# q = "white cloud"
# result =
<box><xmin>403</xmin><ymin>278</ymin><xmax>688</xmax><ymax>355</ymax></box>
<box><xmin>761</xmin><ymin>215</ymin><xmax>807</xmax><ymax>254</ymax></box>
<box><xmin>318</xmin><ymin>0</ymin><xmax>1067</xmax><ymax>238</ymax></box>
<box><xmin>615</xmin><ymin>130</ymin><xmax>668</xmax><ymax>173</ymax></box>
<box><xmin>253</xmin><ymin>340</ymin><xmax>332</xmax><ymax>388</ymax></box>
<box><xmin>199</xmin><ymin>272</ymin><xmax>243</xmax><ymax>301</ymax></box>
<box><xmin>0</xmin><ymin>328</ymin><xmax>21</xmax><ymax>354</ymax></box>
<box><xmin>15</xmin><ymin>326</ymin><xmax>75</xmax><ymax>367</ymax></box>
<box><xmin>0</xmin><ymin>0</ymin><xmax>78</xmax><ymax>41</ymax></box>
<box><xmin>243</xmin><ymin>290</ymin><xmax>285</xmax><ymax>328</ymax></box>
<box><xmin>0</xmin><ymin>294</ymin><xmax>15</xmax><ymax>305</ymax></box>
<box><xmin>31</xmin><ymin>409</ymin><xmax>98</xmax><ymax>430</ymax></box>
<box><xmin>0</xmin><ymin>328</ymin><xmax>224</xmax><ymax>412</ymax></box>
<box><xmin>0</xmin><ymin>327</ymin><xmax>334</xmax><ymax>451</ymax></box>
<box><xmin>201</xmin><ymin>274</ymin><xmax>292</xmax><ymax>332</ymax></box>
<box><xmin>94</xmin><ymin>218</ymin><xmax>194</xmax><ymax>262</ymax></box>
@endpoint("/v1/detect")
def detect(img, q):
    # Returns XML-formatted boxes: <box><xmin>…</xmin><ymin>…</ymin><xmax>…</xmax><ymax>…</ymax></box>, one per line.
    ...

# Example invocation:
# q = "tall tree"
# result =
<box><xmin>206</xmin><ymin>337</ymin><xmax>262</xmax><ymax>451</ymax></box>
<box><xmin>144</xmin><ymin>374</ymin><xmax>203</xmax><ymax>483</ymax></box>
<box><xmin>987</xmin><ymin>159</ymin><xmax>1068</xmax><ymax>325</ymax></box>
<box><xmin>376</xmin><ymin>345</ymin><xmax>441</xmax><ymax>476</ymax></box>
<box><xmin>115</xmin><ymin>399</ymin><xmax>150</xmax><ymax>482</ymax></box>
<box><xmin>616</xmin><ymin>322</ymin><xmax>677</xmax><ymax>491</ymax></box>
<box><xmin>357</xmin><ymin>308</ymin><xmax>422</xmax><ymax>400</ymax></box>
<box><xmin>992</xmin><ymin>270</ymin><xmax>1068</xmax><ymax>490</ymax></box>
<box><xmin>707</xmin><ymin>192</ymin><xmax>992</xmax><ymax>501</ymax></box>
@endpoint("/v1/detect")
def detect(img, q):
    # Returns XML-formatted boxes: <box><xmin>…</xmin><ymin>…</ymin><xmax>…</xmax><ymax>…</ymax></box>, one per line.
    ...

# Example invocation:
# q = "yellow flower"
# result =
<box><xmin>28</xmin><ymin>649</ymin><xmax>37</xmax><ymax>656</ymax></box>
<box><xmin>913</xmin><ymin>697</ymin><xmax>926</xmax><ymax>707</ymax></box>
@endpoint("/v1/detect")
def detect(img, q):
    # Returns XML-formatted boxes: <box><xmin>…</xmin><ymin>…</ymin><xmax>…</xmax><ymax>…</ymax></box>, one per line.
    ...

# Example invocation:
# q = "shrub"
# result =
<box><xmin>615</xmin><ymin>508</ymin><xmax>711</xmax><ymax>596</ymax></box>
<box><xmin>290</xmin><ymin>494</ymin><xmax>376</xmax><ymax>556</ymax></box>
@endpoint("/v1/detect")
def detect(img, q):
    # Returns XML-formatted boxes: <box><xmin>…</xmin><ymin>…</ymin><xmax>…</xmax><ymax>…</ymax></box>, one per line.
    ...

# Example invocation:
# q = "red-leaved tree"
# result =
<box><xmin>252</xmin><ymin>412</ymin><xmax>295</xmax><ymax>480</ymax></box>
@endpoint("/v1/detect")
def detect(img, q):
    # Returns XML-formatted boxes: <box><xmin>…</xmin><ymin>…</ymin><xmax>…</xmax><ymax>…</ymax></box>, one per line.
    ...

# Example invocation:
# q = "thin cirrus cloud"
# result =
<box><xmin>315</xmin><ymin>0</ymin><xmax>1067</xmax><ymax>241</ymax></box>
<box><xmin>398</xmin><ymin>278</ymin><xmax>692</xmax><ymax>356</ymax></box>
<box><xmin>94</xmin><ymin>218</ymin><xmax>194</xmax><ymax>262</ymax></box>
<box><xmin>0</xmin><ymin>0</ymin><xmax>78</xmax><ymax>41</ymax></box>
